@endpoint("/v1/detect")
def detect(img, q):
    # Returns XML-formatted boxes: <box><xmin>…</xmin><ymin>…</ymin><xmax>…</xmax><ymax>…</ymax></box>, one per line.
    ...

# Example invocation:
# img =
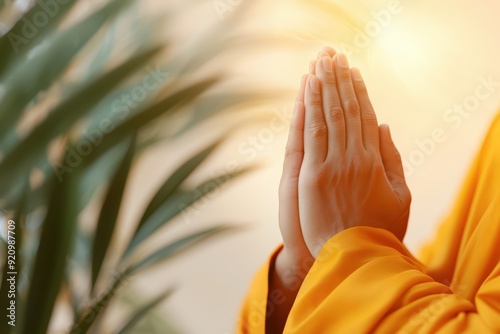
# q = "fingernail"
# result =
<box><xmin>322</xmin><ymin>57</ymin><xmax>332</xmax><ymax>72</ymax></box>
<box><xmin>310</xmin><ymin>76</ymin><xmax>320</xmax><ymax>94</ymax></box>
<box><xmin>337</xmin><ymin>53</ymin><xmax>349</xmax><ymax>68</ymax></box>
<box><xmin>351</xmin><ymin>67</ymin><xmax>363</xmax><ymax>81</ymax></box>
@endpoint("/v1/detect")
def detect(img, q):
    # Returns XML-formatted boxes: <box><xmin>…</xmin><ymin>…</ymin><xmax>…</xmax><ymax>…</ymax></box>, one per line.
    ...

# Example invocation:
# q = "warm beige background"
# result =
<box><xmin>128</xmin><ymin>1</ymin><xmax>500</xmax><ymax>333</ymax></box>
<box><xmin>4</xmin><ymin>0</ymin><xmax>497</xmax><ymax>333</ymax></box>
<box><xmin>1</xmin><ymin>0</ymin><xmax>492</xmax><ymax>334</ymax></box>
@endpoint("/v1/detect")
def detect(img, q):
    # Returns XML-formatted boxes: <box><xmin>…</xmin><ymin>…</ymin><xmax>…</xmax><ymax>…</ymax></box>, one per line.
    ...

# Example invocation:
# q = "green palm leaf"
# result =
<box><xmin>91</xmin><ymin>134</ymin><xmax>136</xmax><ymax>291</ymax></box>
<box><xmin>0</xmin><ymin>46</ymin><xmax>161</xmax><ymax>198</ymax></box>
<box><xmin>71</xmin><ymin>226</ymin><xmax>231</xmax><ymax>334</ymax></box>
<box><xmin>124</xmin><ymin>166</ymin><xmax>254</xmax><ymax>258</ymax></box>
<box><xmin>0</xmin><ymin>0</ymin><xmax>78</xmax><ymax>72</ymax></box>
<box><xmin>0</xmin><ymin>181</ymin><xmax>27</xmax><ymax>334</ymax></box>
<box><xmin>21</xmin><ymin>154</ymin><xmax>81</xmax><ymax>334</ymax></box>
<box><xmin>83</xmin><ymin>77</ymin><xmax>221</xmax><ymax>167</ymax></box>
<box><xmin>137</xmin><ymin>136</ymin><xmax>225</xmax><ymax>229</ymax></box>
<box><xmin>0</xmin><ymin>0</ymin><xmax>135</xmax><ymax>148</ymax></box>
<box><xmin>127</xmin><ymin>225</ymin><xmax>234</xmax><ymax>273</ymax></box>
<box><xmin>115</xmin><ymin>288</ymin><xmax>174</xmax><ymax>334</ymax></box>
<box><xmin>0</xmin><ymin>0</ymin><xmax>278</xmax><ymax>332</ymax></box>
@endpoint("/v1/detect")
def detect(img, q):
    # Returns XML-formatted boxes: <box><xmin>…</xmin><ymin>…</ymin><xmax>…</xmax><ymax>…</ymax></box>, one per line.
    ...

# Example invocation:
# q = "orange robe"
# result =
<box><xmin>238</xmin><ymin>113</ymin><xmax>500</xmax><ymax>333</ymax></box>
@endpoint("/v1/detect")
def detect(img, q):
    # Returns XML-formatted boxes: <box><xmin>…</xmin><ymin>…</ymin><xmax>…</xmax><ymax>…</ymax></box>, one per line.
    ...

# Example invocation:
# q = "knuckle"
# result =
<box><xmin>278</xmin><ymin>179</ymin><xmax>288</xmax><ymax>195</ymax></box>
<box><xmin>392</xmin><ymin>150</ymin><xmax>402</xmax><ymax>161</ymax></box>
<box><xmin>325</xmin><ymin>104</ymin><xmax>344</xmax><ymax>122</ymax></box>
<box><xmin>278</xmin><ymin>179</ymin><xmax>284</xmax><ymax>195</ymax></box>
<box><xmin>362</xmin><ymin>110</ymin><xmax>378</xmax><ymax>124</ymax></box>
<box><xmin>344</xmin><ymin>99</ymin><xmax>360</xmax><ymax>115</ymax></box>
<box><xmin>400</xmin><ymin>189</ymin><xmax>412</xmax><ymax>208</ymax></box>
<box><xmin>302</xmin><ymin>165</ymin><xmax>327</xmax><ymax>185</ymax></box>
<box><xmin>278</xmin><ymin>182</ymin><xmax>291</xmax><ymax>200</ymax></box>
<box><xmin>347</xmin><ymin>155</ymin><xmax>372</xmax><ymax>173</ymax></box>
<box><xmin>307</xmin><ymin>99</ymin><xmax>322</xmax><ymax>108</ymax></box>
<box><xmin>365</xmin><ymin>150</ymin><xmax>379</xmax><ymax>162</ymax></box>
<box><xmin>339</xmin><ymin>69</ymin><xmax>351</xmax><ymax>81</ymax></box>
<box><xmin>322</xmin><ymin>73</ymin><xmax>337</xmax><ymax>85</ymax></box>
<box><xmin>355</xmin><ymin>83</ymin><xmax>368</xmax><ymax>95</ymax></box>
<box><xmin>407</xmin><ymin>191</ymin><xmax>413</xmax><ymax>205</ymax></box>
<box><xmin>328</xmin><ymin>112</ymin><xmax>344</xmax><ymax>125</ymax></box>
<box><xmin>308</xmin><ymin>123</ymin><xmax>327</xmax><ymax>138</ymax></box>
<box><xmin>279</xmin><ymin>174</ymin><xmax>297</xmax><ymax>194</ymax></box>
<box><xmin>284</xmin><ymin>147</ymin><xmax>302</xmax><ymax>160</ymax></box>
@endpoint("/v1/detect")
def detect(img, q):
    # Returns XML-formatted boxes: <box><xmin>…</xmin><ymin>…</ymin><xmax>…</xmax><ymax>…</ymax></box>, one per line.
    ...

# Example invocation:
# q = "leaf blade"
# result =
<box><xmin>128</xmin><ymin>226</ymin><xmax>234</xmax><ymax>274</ymax></box>
<box><xmin>91</xmin><ymin>134</ymin><xmax>136</xmax><ymax>291</ymax></box>
<box><xmin>83</xmin><ymin>77</ymin><xmax>221</xmax><ymax>168</ymax></box>
<box><xmin>0</xmin><ymin>0</ymin><xmax>135</xmax><ymax>146</ymax></box>
<box><xmin>0</xmin><ymin>0</ymin><xmax>78</xmax><ymax>71</ymax></box>
<box><xmin>21</xmin><ymin>152</ymin><xmax>81</xmax><ymax>334</ymax></box>
<box><xmin>115</xmin><ymin>288</ymin><xmax>174</xmax><ymax>334</ymax></box>
<box><xmin>0</xmin><ymin>45</ymin><xmax>161</xmax><ymax>198</ymax></box>
<box><xmin>0</xmin><ymin>181</ymin><xmax>27</xmax><ymax>334</ymax></box>
<box><xmin>124</xmin><ymin>166</ymin><xmax>255</xmax><ymax>258</ymax></box>
<box><xmin>137</xmin><ymin>136</ymin><xmax>225</xmax><ymax>229</ymax></box>
<box><xmin>70</xmin><ymin>226</ymin><xmax>231</xmax><ymax>334</ymax></box>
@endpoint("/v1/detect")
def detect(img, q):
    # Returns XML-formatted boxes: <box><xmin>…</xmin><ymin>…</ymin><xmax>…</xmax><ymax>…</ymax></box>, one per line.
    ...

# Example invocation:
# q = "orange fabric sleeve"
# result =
<box><xmin>419</xmin><ymin>113</ymin><xmax>500</xmax><ymax>285</ymax></box>
<box><xmin>237</xmin><ymin>245</ymin><xmax>283</xmax><ymax>334</ymax></box>
<box><xmin>238</xmin><ymin>225</ymin><xmax>499</xmax><ymax>333</ymax></box>
<box><xmin>284</xmin><ymin>226</ymin><xmax>500</xmax><ymax>333</ymax></box>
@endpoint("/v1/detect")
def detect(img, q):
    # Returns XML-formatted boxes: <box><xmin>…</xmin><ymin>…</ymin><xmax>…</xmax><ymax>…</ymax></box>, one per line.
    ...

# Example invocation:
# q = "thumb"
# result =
<box><xmin>379</xmin><ymin>124</ymin><xmax>411</xmax><ymax>204</ymax></box>
<box><xmin>278</xmin><ymin>75</ymin><xmax>310</xmax><ymax>256</ymax></box>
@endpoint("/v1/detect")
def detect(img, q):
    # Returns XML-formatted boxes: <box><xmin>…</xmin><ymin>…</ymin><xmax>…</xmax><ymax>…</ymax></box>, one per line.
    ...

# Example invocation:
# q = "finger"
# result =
<box><xmin>304</xmin><ymin>74</ymin><xmax>328</xmax><ymax>164</ymax></box>
<box><xmin>351</xmin><ymin>67</ymin><xmax>379</xmax><ymax>152</ymax></box>
<box><xmin>333</xmin><ymin>53</ymin><xmax>363</xmax><ymax>150</ymax></box>
<box><xmin>316</xmin><ymin>56</ymin><xmax>345</xmax><ymax>156</ymax></box>
<box><xmin>279</xmin><ymin>76</ymin><xmax>307</xmax><ymax>252</ymax></box>
<box><xmin>379</xmin><ymin>124</ymin><xmax>411</xmax><ymax>205</ymax></box>
<box><xmin>316</xmin><ymin>46</ymin><xmax>334</xmax><ymax>60</ymax></box>
<box><xmin>296</xmin><ymin>74</ymin><xmax>308</xmax><ymax>103</ymax></box>
<box><xmin>283</xmin><ymin>74</ymin><xmax>307</xmax><ymax>164</ymax></box>
<box><xmin>309</xmin><ymin>60</ymin><xmax>317</xmax><ymax>75</ymax></box>
<box><xmin>281</xmin><ymin>78</ymin><xmax>306</xmax><ymax>200</ymax></box>
<box><xmin>287</xmin><ymin>74</ymin><xmax>307</xmax><ymax>158</ymax></box>
<box><xmin>317</xmin><ymin>50</ymin><xmax>330</xmax><ymax>60</ymax></box>
<box><xmin>321</xmin><ymin>46</ymin><xmax>337</xmax><ymax>58</ymax></box>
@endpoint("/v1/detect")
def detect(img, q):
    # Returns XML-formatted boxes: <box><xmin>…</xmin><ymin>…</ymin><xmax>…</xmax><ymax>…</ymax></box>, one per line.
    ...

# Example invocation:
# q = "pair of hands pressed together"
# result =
<box><xmin>268</xmin><ymin>47</ymin><xmax>412</xmax><ymax>332</ymax></box>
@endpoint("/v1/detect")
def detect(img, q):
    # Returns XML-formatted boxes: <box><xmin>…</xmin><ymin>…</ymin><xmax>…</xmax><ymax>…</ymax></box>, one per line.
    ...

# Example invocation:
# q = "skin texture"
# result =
<box><xmin>266</xmin><ymin>47</ymin><xmax>411</xmax><ymax>333</ymax></box>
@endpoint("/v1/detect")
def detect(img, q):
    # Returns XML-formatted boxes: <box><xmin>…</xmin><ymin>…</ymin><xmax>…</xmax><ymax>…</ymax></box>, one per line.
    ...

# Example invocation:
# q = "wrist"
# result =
<box><xmin>274</xmin><ymin>247</ymin><xmax>314</xmax><ymax>291</ymax></box>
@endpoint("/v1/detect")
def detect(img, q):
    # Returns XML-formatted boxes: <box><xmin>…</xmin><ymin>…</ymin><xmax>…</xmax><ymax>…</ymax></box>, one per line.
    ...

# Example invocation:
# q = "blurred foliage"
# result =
<box><xmin>0</xmin><ymin>0</ymin><xmax>367</xmax><ymax>332</ymax></box>
<box><xmin>0</xmin><ymin>0</ymin><xmax>276</xmax><ymax>333</ymax></box>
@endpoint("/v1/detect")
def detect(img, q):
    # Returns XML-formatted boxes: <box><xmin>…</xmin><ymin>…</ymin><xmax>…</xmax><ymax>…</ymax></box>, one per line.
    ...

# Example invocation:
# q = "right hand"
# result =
<box><xmin>297</xmin><ymin>51</ymin><xmax>412</xmax><ymax>257</ymax></box>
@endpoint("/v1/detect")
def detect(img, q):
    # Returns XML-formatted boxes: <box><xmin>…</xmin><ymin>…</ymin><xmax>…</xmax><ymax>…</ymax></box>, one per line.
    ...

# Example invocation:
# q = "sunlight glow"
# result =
<box><xmin>376</xmin><ymin>23</ymin><xmax>432</xmax><ymax>79</ymax></box>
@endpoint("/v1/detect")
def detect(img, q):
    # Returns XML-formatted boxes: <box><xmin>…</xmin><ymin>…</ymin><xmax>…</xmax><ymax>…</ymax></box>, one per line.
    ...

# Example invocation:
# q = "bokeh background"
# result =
<box><xmin>151</xmin><ymin>1</ymin><xmax>500</xmax><ymax>333</ymax></box>
<box><xmin>1</xmin><ymin>0</ymin><xmax>500</xmax><ymax>333</ymax></box>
